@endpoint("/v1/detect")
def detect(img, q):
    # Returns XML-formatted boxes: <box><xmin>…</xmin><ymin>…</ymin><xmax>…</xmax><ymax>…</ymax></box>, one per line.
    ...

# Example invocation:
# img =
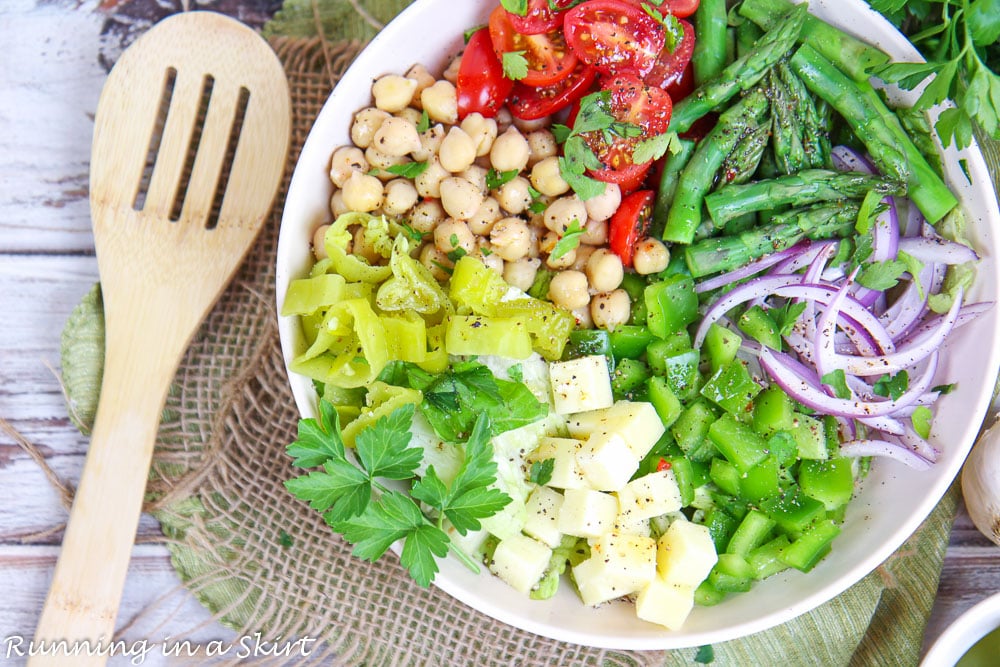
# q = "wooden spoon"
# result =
<box><xmin>31</xmin><ymin>12</ymin><xmax>290</xmax><ymax>664</ymax></box>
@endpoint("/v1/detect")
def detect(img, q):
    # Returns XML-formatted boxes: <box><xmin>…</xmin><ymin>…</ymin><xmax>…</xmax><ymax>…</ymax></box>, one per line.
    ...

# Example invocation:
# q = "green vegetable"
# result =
<box><xmin>501</xmin><ymin>50</ymin><xmax>529</xmax><ymax>80</ymax></box>
<box><xmin>692</xmin><ymin>0</ymin><xmax>729</xmax><ymax>85</ymax></box>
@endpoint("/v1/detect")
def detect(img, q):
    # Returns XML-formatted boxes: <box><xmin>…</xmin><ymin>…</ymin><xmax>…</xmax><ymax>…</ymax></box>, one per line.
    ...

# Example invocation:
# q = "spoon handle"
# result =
<box><xmin>31</xmin><ymin>314</ymin><xmax>187</xmax><ymax>666</ymax></box>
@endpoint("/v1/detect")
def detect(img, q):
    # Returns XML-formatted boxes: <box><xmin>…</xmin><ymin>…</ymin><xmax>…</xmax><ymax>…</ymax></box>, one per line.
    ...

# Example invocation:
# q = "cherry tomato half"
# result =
<box><xmin>581</xmin><ymin>74</ymin><xmax>672</xmax><ymax>174</ymax></box>
<box><xmin>589</xmin><ymin>160</ymin><xmax>652</xmax><ymax>195</ymax></box>
<box><xmin>644</xmin><ymin>19</ymin><xmax>695</xmax><ymax>91</ymax></box>
<box><xmin>609</xmin><ymin>189</ymin><xmax>655</xmax><ymax>267</ymax></box>
<box><xmin>663</xmin><ymin>0</ymin><xmax>700</xmax><ymax>18</ymax></box>
<box><xmin>508</xmin><ymin>64</ymin><xmax>597</xmax><ymax>120</ymax></box>
<box><xmin>503</xmin><ymin>0</ymin><xmax>575</xmax><ymax>35</ymax></box>
<box><xmin>489</xmin><ymin>7</ymin><xmax>578</xmax><ymax>87</ymax></box>
<box><xmin>563</xmin><ymin>0</ymin><xmax>666</xmax><ymax>77</ymax></box>
<box><xmin>457</xmin><ymin>28</ymin><xmax>514</xmax><ymax>119</ymax></box>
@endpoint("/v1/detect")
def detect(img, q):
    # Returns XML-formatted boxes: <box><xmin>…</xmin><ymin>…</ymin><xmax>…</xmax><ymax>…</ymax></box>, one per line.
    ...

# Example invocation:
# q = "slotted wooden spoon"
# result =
<box><xmin>32</xmin><ymin>12</ymin><xmax>290</xmax><ymax>664</ymax></box>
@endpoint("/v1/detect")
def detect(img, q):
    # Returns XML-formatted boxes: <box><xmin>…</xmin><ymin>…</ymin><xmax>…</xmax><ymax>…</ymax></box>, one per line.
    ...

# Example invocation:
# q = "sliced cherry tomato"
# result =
<box><xmin>489</xmin><ymin>7</ymin><xmax>578</xmax><ymax>87</ymax></box>
<box><xmin>580</xmin><ymin>75</ymin><xmax>672</xmax><ymax>176</ymax></box>
<box><xmin>563</xmin><ymin>0</ymin><xmax>666</xmax><ymax>77</ymax></box>
<box><xmin>508</xmin><ymin>64</ymin><xmax>597</xmax><ymax>120</ymax></box>
<box><xmin>644</xmin><ymin>19</ymin><xmax>695</xmax><ymax>90</ymax></box>
<box><xmin>665</xmin><ymin>62</ymin><xmax>696</xmax><ymax>101</ymax></box>
<box><xmin>609</xmin><ymin>189</ymin><xmax>655</xmax><ymax>267</ymax></box>
<box><xmin>504</xmin><ymin>0</ymin><xmax>574</xmax><ymax>35</ymax></box>
<box><xmin>663</xmin><ymin>0</ymin><xmax>700</xmax><ymax>18</ymax></box>
<box><xmin>589</xmin><ymin>160</ymin><xmax>652</xmax><ymax>194</ymax></box>
<box><xmin>457</xmin><ymin>28</ymin><xmax>514</xmax><ymax>119</ymax></box>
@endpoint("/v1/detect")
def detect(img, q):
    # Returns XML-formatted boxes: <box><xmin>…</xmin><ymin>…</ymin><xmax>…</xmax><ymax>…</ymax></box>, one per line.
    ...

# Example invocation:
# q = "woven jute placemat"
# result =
<box><xmin>47</xmin><ymin>0</ymin><xmax>997</xmax><ymax>663</ymax></box>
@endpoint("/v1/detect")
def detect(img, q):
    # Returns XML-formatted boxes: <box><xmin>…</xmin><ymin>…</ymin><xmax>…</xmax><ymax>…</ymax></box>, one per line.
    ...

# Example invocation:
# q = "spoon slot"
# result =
<box><xmin>169</xmin><ymin>74</ymin><xmax>215</xmax><ymax>222</ymax></box>
<box><xmin>206</xmin><ymin>85</ymin><xmax>251</xmax><ymax>230</ymax></box>
<box><xmin>132</xmin><ymin>67</ymin><xmax>177</xmax><ymax>213</ymax></box>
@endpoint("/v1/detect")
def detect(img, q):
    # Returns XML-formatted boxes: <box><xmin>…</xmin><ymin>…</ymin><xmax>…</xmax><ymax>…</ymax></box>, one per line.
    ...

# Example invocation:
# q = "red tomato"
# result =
<box><xmin>503</xmin><ymin>0</ymin><xmax>574</xmax><ymax>35</ymax></box>
<box><xmin>609</xmin><ymin>189</ymin><xmax>655</xmax><ymax>267</ymax></box>
<box><xmin>489</xmin><ymin>7</ymin><xmax>578</xmax><ymax>87</ymax></box>
<box><xmin>508</xmin><ymin>64</ymin><xmax>597</xmax><ymax>120</ymax></box>
<box><xmin>457</xmin><ymin>28</ymin><xmax>514</xmax><ymax>119</ymax></box>
<box><xmin>563</xmin><ymin>0</ymin><xmax>666</xmax><ymax>77</ymax></box>
<box><xmin>589</xmin><ymin>160</ymin><xmax>652</xmax><ymax>194</ymax></box>
<box><xmin>581</xmin><ymin>74</ymin><xmax>672</xmax><ymax>175</ymax></box>
<box><xmin>664</xmin><ymin>0</ymin><xmax>700</xmax><ymax>18</ymax></box>
<box><xmin>644</xmin><ymin>19</ymin><xmax>695</xmax><ymax>90</ymax></box>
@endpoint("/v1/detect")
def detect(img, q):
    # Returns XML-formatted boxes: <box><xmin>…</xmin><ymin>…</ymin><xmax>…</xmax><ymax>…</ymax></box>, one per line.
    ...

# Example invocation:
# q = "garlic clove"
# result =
<box><xmin>961</xmin><ymin>413</ymin><xmax>1000</xmax><ymax>547</ymax></box>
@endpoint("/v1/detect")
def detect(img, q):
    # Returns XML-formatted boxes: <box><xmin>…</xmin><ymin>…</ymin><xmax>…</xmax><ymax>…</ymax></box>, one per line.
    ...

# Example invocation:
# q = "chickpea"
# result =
<box><xmin>436</xmin><ymin>126</ymin><xmax>476</xmax><ymax>173</ymax></box>
<box><xmin>372</xmin><ymin>116</ymin><xmax>421</xmax><ymax>157</ymax></box>
<box><xmin>329</xmin><ymin>146</ymin><xmax>368</xmax><ymax>188</ymax></box>
<box><xmin>372</xmin><ymin>74</ymin><xmax>417</xmax><ymax>113</ymax></box>
<box><xmin>443</xmin><ymin>54</ymin><xmax>462</xmax><ymax>83</ymax></box>
<box><xmin>475</xmin><ymin>244</ymin><xmax>505</xmax><ymax>274</ymax></box>
<box><xmin>365</xmin><ymin>146</ymin><xmax>409</xmax><ymax>179</ymax></box>
<box><xmin>543</xmin><ymin>196</ymin><xmax>588</xmax><ymax>234</ymax></box>
<box><xmin>586</xmin><ymin>248</ymin><xmax>625</xmax><ymax>293</ymax></box>
<box><xmin>421</xmin><ymin>80</ymin><xmax>458</xmax><ymax>124</ymax></box>
<box><xmin>405</xmin><ymin>63</ymin><xmax>436</xmax><ymax>104</ymax></box>
<box><xmin>591</xmin><ymin>290</ymin><xmax>631</xmax><ymax>331</ymax></box>
<box><xmin>526</xmin><ymin>129</ymin><xmax>557</xmax><ymax>166</ymax></box>
<box><xmin>545</xmin><ymin>247</ymin><xmax>576</xmax><ymax>270</ymax></box>
<box><xmin>571</xmin><ymin>244</ymin><xmax>596</xmax><ymax>271</ymax></box>
<box><xmin>330</xmin><ymin>189</ymin><xmax>349</xmax><ymax>218</ymax></box>
<box><xmin>490</xmin><ymin>216</ymin><xmax>532</xmax><ymax>261</ymax></box>
<box><xmin>503</xmin><ymin>257</ymin><xmax>541</xmax><ymax>292</ymax></box>
<box><xmin>415</xmin><ymin>157</ymin><xmax>449</xmax><ymax>198</ymax></box>
<box><xmin>495</xmin><ymin>176</ymin><xmax>532</xmax><ymax>215</ymax></box>
<box><xmin>548</xmin><ymin>270</ymin><xmax>590</xmax><ymax>310</ymax></box>
<box><xmin>584</xmin><ymin>181</ymin><xmax>622</xmax><ymax>222</ymax></box>
<box><xmin>490</xmin><ymin>126</ymin><xmax>531</xmax><ymax>173</ymax></box>
<box><xmin>350</xmin><ymin>107</ymin><xmax>389</xmax><ymax>149</ymax></box>
<box><xmin>341</xmin><ymin>172</ymin><xmax>383</xmax><ymax>212</ymax></box>
<box><xmin>580</xmin><ymin>218</ymin><xmax>609</xmax><ymax>246</ymax></box>
<box><xmin>468</xmin><ymin>197</ymin><xmax>502</xmax><ymax>235</ymax></box>
<box><xmin>439</xmin><ymin>177</ymin><xmax>485</xmax><ymax>219</ymax></box>
<box><xmin>410</xmin><ymin>199</ymin><xmax>445</xmax><ymax>233</ymax></box>
<box><xmin>572</xmin><ymin>304</ymin><xmax>594</xmax><ymax>329</ymax></box>
<box><xmin>312</xmin><ymin>223</ymin><xmax>330</xmax><ymax>261</ymax></box>
<box><xmin>412</xmin><ymin>123</ymin><xmax>446</xmax><ymax>162</ymax></box>
<box><xmin>460</xmin><ymin>164</ymin><xmax>489</xmax><ymax>196</ymax></box>
<box><xmin>530</xmin><ymin>156</ymin><xmax>569</xmax><ymax>196</ymax></box>
<box><xmin>513</xmin><ymin>115</ymin><xmax>551</xmax><ymax>133</ymax></box>
<box><xmin>461</xmin><ymin>113</ymin><xmax>499</xmax><ymax>157</ymax></box>
<box><xmin>420</xmin><ymin>243</ymin><xmax>453</xmax><ymax>281</ymax></box>
<box><xmin>495</xmin><ymin>107</ymin><xmax>514</xmax><ymax>133</ymax></box>
<box><xmin>395</xmin><ymin>107</ymin><xmax>423</xmax><ymax>126</ymax></box>
<box><xmin>383</xmin><ymin>179</ymin><xmax>419</xmax><ymax>216</ymax></box>
<box><xmin>434</xmin><ymin>218</ymin><xmax>476</xmax><ymax>255</ymax></box>
<box><xmin>633</xmin><ymin>238</ymin><xmax>670</xmax><ymax>275</ymax></box>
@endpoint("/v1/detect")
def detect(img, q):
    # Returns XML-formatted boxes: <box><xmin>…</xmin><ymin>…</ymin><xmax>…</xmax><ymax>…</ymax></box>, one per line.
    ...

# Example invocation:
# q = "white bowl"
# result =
<box><xmin>276</xmin><ymin>0</ymin><xmax>1000</xmax><ymax>650</ymax></box>
<box><xmin>922</xmin><ymin>593</ymin><xmax>1000</xmax><ymax>666</ymax></box>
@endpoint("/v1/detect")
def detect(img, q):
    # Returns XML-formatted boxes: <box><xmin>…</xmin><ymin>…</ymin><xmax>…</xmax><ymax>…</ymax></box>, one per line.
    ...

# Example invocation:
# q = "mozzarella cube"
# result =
<box><xmin>549</xmin><ymin>355</ymin><xmax>614</xmax><ymax>415</ymax></box>
<box><xmin>490</xmin><ymin>534</ymin><xmax>552</xmax><ymax>595</ymax></box>
<box><xmin>566</xmin><ymin>401</ymin><xmax>665</xmax><ymax>460</ymax></box>
<box><xmin>612</xmin><ymin>510</ymin><xmax>652</xmax><ymax>537</ymax></box>
<box><xmin>656</xmin><ymin>519</ymin><xmax>718</xmax><ymax>587</ymax></box>
<box><xmin>618</xmin><ymin>469</ymin><xmax>683</xmax><ymax>521</ymax></box>
<box><xmin>528</xmin><ymin>437</ymin><xmax>587</xmax><ymax>489</ymax></box>
<box><xmin>558</xmin><ymin>488</ymin><xmax>618</xmax><ymax>538</ymax></box>
<box><xmin>523</xmin><ymin>486</ymin><xmax>565</xmax><ymax>548</ymax></box>
<box><xmin>572</xmin><ymin>532</ymin><xmax>657</xmax><ymax>605</ymax></box>
<box><xmin>635</xmin><ymin>578</ymin><xmax>696</xmax><ymax>630</ymax></box>
<box><xmin>576</xmin><ymin>431</ymin><xmax>640</xmax><ymax>491</ymax></box>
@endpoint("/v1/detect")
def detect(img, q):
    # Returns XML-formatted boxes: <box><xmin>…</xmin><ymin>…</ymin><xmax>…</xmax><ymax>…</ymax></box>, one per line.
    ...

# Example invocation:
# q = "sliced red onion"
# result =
<box><xmin>896</xmin><ymin>300</ymin><xmax>992</xmax><ymax>343</ymax></box>
<box><xmin>899</xmin><ymin>422</ymin><xmax>939</xmax><ymax>462</ymax></box>
<box><xmin>803</xmin><ymin>243</ymin><xmax>838</xmax><ymax>285</ymax></box>
<box><xmin>897</xmin><ymin>236</ymin><xmax>979</xmax><ymax>264</ymax></box>
<box><xmin>696</xmin><ymin>242</ymin><xmax>811</xmax><ymax>294</ymax></box>
<box><xmin>901</xmin><ymin>199</ymin><xmax>925</xmax><ymax>237</ymax></box>
<box><xmin>839</xmin><ymin>439</ymin><xmax>933</xmax><ymax>470</ymax></box>
<box><xmin>758</xmin><ymin>347</ymin><xmax>938</xmax><ymax>418</ymax></box>
<box><xmin>857</xmin><ymin>415</ymin><xmax>906</xmax><ymax>436</ymax></box>
<box><xmin>852</xmin><ymin>197</ymin><xmax>900</xmax><ymax>308</ymax></box>
<box><xmin>814</xmin><ymin>271</ymin><xmax>857</xmax><ymax>382</ymax></box>
<box><xmin>771</xmin><ymin>240</ymin><xmax>838</xmax><ymax>276</ymax></box>
<box><xmin>831</xmin><ymin>145</ymin><xmax>877</xmax><ymax>175</ymax></box>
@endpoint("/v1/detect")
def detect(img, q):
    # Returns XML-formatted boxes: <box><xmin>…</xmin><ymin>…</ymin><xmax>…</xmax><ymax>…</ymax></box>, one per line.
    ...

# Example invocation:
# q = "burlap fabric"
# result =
<box><xmin>53</xmin><ymin>0</ymin><xmax>1000</xmax><ymax>664</ymax></box>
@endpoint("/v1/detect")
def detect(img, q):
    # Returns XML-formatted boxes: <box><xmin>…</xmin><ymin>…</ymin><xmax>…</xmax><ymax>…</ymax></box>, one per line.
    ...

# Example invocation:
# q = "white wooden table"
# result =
<box><xmin>2</xmin><ymin>1</ymin><xmax>999</xmax><ymax>664</ymax></box>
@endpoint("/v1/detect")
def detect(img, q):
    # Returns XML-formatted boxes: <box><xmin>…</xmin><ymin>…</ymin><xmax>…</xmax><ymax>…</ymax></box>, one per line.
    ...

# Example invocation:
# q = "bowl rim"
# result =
<box><xmin>275</xmin><ymin>0</ymin><xmax>1000</xmax><ymax>650</ymax></box>
<box><xmin>922</xmin><ymin>592</ymin><xmax>1000</xmax><ymax>666</ymax></box>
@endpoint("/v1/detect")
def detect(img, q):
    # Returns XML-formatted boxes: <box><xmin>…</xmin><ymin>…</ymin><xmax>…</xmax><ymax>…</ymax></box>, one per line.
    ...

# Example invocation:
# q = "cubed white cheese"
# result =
<box><xmin>490</xmin><ymin>533</ymin><xmax>552</xmax><ymax>595</ymax></box>
<box><xmin>618</xmin><ymin>469</ymin><xmax>683</xmax><ymax>521</ymax></box>
<box><xmin>635</xmin><ymin>577</ymin><xmax>696</xmax><ymax>630</ymax></box>
<box><xmin>565</xmin><ymin>401</ymin><xmax>665</xmax><ymax>460</ymax></box>
<box><xmin>576</xmin><ymin>431</ymin><xmax>640</xmax><ymax>492</ymax></box>
<box><xmin>656</xmin><ymin>519</ymin><xmax>718</xmax><ymax>587</ymax></box>
<box><xmin>527</xmin><ymin>437</ymin><xmax>587</xmax><ymax>489</ymax></box>
<box><xmin>549</xmin><ymin>355</ymin><xmax>614</xmax><ymax>415</ymax></box>
<box><xmin>612</xmin><ymin>510</ymin><xmax>652</xmax><ymax>537</ymax></box>
<box><xmin>523</xmin><ymin>486</ymin><xmax>565</xmax><ymax>548</ymax></box>
<box><xmin>558</xmin><ymin>488</ymin><xmax>618</xmax><ymax>538</ymax></box>
<box><xmin>572</xmin><ymin>532</ymin><xmax>657</xmax><ymax>605</ymax></box>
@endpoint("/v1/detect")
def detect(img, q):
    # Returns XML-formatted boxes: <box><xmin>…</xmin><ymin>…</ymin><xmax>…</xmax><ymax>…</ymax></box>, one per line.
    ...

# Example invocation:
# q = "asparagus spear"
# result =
<box><xmin>693</xmin><ymin>0</ymin><xmax>729</xmax><ymax>86</ymax></box>
<box><xmin>670</xmin><ymin>4</ymin><xmax>806</xmax><ymax>134</ymax></box>
<box><xmin>789</xmin><ymin>44</ymin><xmax>958</xmax><ymax>223</ymax></box>
<box><xmin>777</xmin><ymin>61</ymin><xmax>829</xmax><ymax>169</ymax></box>
<box><xmin>738</xmin><ymin>0</ymin><xmax>889</xmax><ymax>81</ymax></box>
<box><xmin>663</xmin><ymin>89</ymin><xmax>771</xmax><ymax>244</ymax></box>
<box><xmin>651</xmin><ymin>138</ymin><xmax>696</xmax><ymax>238</ymax></box>
<box><xmin>735</xmin><ymin>19</ymin><xmax>764</xmax><ymax>60</ymax></box>
<box><xmin>704</xmin><ymin>168</ymin><xmax>904</xmax><ymax>227</ymax></box>
<box><xmin>685</xmin><ymin>202</ymin><xmax>860</xmax><ymax>277</ymax></box>
<box><xmin>767</xmin><ymin>67</ymin><xmax>807</xmax><ymax>175</ymax></box>
<box><xmin>719</xmin><ymin>123</ymin><xmax>770</xmax><ymax>186</ymax></box>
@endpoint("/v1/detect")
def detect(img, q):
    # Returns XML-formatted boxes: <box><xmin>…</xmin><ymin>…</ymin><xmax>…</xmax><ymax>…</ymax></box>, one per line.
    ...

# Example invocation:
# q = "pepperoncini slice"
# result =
<box><xmin>291</xmin><ymin>298</ymin><xmax>389</xmax><ymax>388</ymax></box>
<box><xmin>381</xmin><ymin>313</ymin><xmax>429</xmax><ymax>363</ymax></box>
<box><xmin>281</xmin><ymin>273</ymin><xmax>347</xmax><ymax>316</ymax></box>
<box><xmin>341</xmin><ymin>381</ymin><xmax>422</xmax><ymax>447</ymax></box>
<box><xmin>324</xmin><ymin>212</ymin><xmax>393</xmax><ymax>283</ymax></box>
<box><xmin>445</xmin><ymin>314</ymin><xmax>533</xmax><ymax>359</ymax></box>
<box><xmin>494</xmin><ymin>298</ymin><xmax>574</xmax><ymax>361</ymax></box>
<box><xmin>376</xmin><ymin>235</ymin><xmax>451</xmax><ymax>316</ymax></box>
<box><xmin>449</xmin><ymin>255</ymin><xmax>509</xmax><ymax>316</ymax></box>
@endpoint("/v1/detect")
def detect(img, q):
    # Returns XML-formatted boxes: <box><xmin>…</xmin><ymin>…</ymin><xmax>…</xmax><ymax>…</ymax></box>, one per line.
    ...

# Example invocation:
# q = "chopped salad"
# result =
<box><xmin>281</xmin><ymin>0</ymin><xmax>988</xmax><ymax>631</ymax></box>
